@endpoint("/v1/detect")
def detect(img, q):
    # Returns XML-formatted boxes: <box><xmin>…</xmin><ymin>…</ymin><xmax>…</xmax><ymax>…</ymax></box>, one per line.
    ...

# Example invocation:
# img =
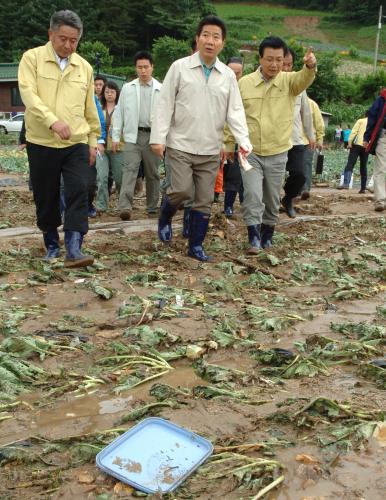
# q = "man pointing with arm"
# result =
<box><xmin>224</xmin><ymin>37</ymin><xmax>317</xmax><ymax>253</ymax></box>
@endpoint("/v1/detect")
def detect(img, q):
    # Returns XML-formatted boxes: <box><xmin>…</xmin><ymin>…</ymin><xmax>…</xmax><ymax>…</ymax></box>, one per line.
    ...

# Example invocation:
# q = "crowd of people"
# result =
<box><xmin>17</xmin><ymin>10</ymin><xmax>386</xmax><ymax>268</ymax></box>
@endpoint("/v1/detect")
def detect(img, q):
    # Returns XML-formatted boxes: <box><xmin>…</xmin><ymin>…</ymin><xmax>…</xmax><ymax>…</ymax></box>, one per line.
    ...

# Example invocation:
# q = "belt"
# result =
<box><xmin>138</xmin><ymin>127</ymin><xmax>151</xmax><ymax>132</ymax></box>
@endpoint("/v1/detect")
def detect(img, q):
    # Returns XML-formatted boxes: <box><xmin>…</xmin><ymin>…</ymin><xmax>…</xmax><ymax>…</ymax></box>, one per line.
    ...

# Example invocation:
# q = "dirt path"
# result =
<box><xmin>284</xmin><ymin>15</ymin><xmax>329</xmax><ymax>43</ymax></box>
<box><xmin>0</xmin><ymin>182</ymin><xmax>385</xmax><ymax>499</ymax></box>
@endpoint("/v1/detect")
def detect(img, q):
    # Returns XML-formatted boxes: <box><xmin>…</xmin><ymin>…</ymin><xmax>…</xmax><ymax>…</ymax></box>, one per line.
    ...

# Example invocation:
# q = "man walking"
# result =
<box><xmin>225</xmin><ymin>37</ymin><xmax>316</xmax><ymax>252</ymax></box>
<box><xmin>301</xmin><ymin>97</ymin><xmax>324</xmax><ymax>199</ymax></box>
<box><xmin>281</xmin><ymin>47</ymin><xmax>315</xmax><ymax>217</ymax></box>
<box><xmin>150</xmin><ymin>15</ymin><xmax>251</xmax><ymax>262</ymax></box>
<box><xmin>363</xmin><ymin>88</ymin><xmax>386</xmax><ymax>212</ymax></box>
<box><xmin>18</xmin><ymin>10</ymin><xmax>100</xmax><ymax>267</ymax></box>
<box><xmin>112</xmin><ymin>51</ymin><xmax>161</xmax><ymax>220</ymax></box>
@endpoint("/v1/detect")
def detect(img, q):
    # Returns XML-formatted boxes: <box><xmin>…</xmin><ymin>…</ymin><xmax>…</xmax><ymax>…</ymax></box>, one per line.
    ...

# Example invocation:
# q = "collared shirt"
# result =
<box><xmin>258</xmin><ymin>66</ymin><xmax>270</xmax><ymax>83</ymax></box>
<box><xmin>54</xmin><ymin>52</ymin><xmax>68</xmax><ymax>72</ymax></box>
<box><xmin>112</xmin><ymin>77</ymin><xmax>162</xmax><ymax>144</ymax></box>
<box><xmin>224</xmin><ymin>65</ymin><xmax>316</xmax><ymax>156</ymax></box>
<box><xmin>200</xmin><ymin>57</ymin><xmax>215</xmax><ymax>82</ymax></box>
<box><xmin>138</xmin><ymin>79</ymin><xmax>153</xmax><ymax>128</ymax></box>
<box><xmin>18</xmin><ymin>41</ymin><xmax>100</xmax><ymax>148</ymax></box>
<box><xmin>150</xmin><ymin>51</ymin><xmax>250</xmax><ymax>155</ymax></box>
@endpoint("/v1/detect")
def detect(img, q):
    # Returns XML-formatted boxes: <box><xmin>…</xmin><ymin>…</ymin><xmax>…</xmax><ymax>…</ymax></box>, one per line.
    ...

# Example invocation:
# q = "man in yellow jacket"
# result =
<box><xmin>18</xmin><ymin>10</ymin><xmax>100</xmax><ymax>267</ymax></box>
<box><xmin>338</xmin><ymin>114</ymin><xmax>369</xmax><ymax>192</ymax></box>
<box><xmin>224</xmin><ymin>37</ymin><xmax>316</xmax><ymax>252</ymax></box>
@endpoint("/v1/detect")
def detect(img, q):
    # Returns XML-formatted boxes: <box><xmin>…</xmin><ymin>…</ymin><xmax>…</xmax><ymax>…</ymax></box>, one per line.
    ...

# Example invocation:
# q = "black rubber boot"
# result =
<box><xmin>43</xmin><ymin>229</ymin><xmax>60</xmax><ymax>261</ymax></box>
<box><xmin>188</xmin><ymin>210</ymin><xmax>212</xmax><ymax>262</ymax></box>
<box><xmin>261</xmin><ymin>224</ymin><xmax>275</xmax><ymax>249</ymax></box>
<box><xmin>182</xmin><ymin>207</ymin><xmax>191</xmax><ymax>239</ymax></box>
<box><xmin>281</xmin><ymin>195</ymin><xmax>297</xmax><ymax>218</ymax></box>
<box><xmin>64</xmin><ymin>231</ymin><xmax>94</xmax><ymax>268</ymax></box>
<box><xmin>158</xmin><ymin>196</ymin><xmax>178</xmax><ymax>243</ymax></box>
<box><xmin>224</xmin><ymin>191</ymin><xmax>237</xmax><ymax>218</ymax></box>
<box><xmin>247</xmin><ymin>225</ymin><xmax>261</xmax><ymax>254</ymax></box>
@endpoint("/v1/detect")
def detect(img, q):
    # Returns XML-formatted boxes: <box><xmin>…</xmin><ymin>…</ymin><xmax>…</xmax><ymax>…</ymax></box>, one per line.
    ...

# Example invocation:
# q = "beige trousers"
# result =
<box><xmin>374</xmin><ymin>134</ymin><xmax>386</xmax><ymax>202</ymax></box>
<box><xmin>165</xmin><ymin>147</ymin><xmax>220</xmax><ymax>213</ymax></box>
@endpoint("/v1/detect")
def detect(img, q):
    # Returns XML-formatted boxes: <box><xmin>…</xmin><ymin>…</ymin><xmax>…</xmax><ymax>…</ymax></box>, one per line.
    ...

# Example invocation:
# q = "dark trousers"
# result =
<box><xmin>27</xmin><ymin>142</ymin><xmax>90</xmax><ymax>234</ymax></box>
<box><xmin>284</xmin><ymin>145</ymin><xmax>306</xmax><ymax>199</ymax></box>
<box><xmin>343</xmin><ymin>145</ymin><xmax>368</xmax><ymax>178</ymax></box>
<box><xmin>87</xmin><ymin>163</ymin><xmax>97</xmax><ymax>208</ymax></box>
<box><xmin>224</xmin><ymin>155</ymin><xmax>244</xmax><ymax>201</ymax></box>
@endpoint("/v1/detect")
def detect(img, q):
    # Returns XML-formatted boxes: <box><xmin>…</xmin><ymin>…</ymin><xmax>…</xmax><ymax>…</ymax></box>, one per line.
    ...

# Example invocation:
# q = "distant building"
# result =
<box><xmin>0</xmin><ymin>62</ymin><xmax>126</xmax><ymax>115</ymax></box>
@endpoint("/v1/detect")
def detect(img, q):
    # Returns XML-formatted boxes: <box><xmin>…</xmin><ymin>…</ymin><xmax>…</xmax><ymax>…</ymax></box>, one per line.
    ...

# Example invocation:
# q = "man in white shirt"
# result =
<box><xmin>112</xmin><ymin>51</ymin><xmax>161</xmax><ymax>220</ymax></box>
<box><xmin>150</xmin><ymin>15</ymin><xmax>251</xmax><ymax>261</ymax></box>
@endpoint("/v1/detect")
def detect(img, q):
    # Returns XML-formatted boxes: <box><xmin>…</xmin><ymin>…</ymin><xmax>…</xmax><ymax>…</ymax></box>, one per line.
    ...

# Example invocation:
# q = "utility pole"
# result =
<box><xmin>374</xmin><ymin>4</ymin><xmax>383</xmax><ymax>72</ymax></box>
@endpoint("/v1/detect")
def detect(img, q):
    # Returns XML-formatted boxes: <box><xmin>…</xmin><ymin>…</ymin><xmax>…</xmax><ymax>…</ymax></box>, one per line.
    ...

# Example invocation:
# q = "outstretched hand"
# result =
<box><xmin>303</xmin><ymin>47</ymin><xmax>316</xmax><ymax>69</ymax></box>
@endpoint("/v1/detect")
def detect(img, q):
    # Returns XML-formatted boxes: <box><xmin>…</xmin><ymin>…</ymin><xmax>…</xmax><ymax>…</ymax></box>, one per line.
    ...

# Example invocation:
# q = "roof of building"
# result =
<box><xmin>0</xmin><ymin>62</ymin><xmax>126</xmax><ymax>87</ymax></box>
<box><xmin>0</xmin><ymin>63</ymin><xmax>18</xmax><ymax>81</ymax></box>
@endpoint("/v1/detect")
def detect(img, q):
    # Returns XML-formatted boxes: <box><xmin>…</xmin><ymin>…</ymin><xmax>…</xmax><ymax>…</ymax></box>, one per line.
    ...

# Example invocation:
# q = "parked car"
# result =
<box><xmin>0</xmin><ymin>114</ymin><xmax>24</xmax><ymax>134</ymax></box>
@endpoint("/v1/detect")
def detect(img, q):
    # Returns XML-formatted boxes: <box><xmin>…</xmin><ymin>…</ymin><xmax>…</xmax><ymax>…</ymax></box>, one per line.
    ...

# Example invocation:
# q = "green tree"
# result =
<box><xmin>78</xmin><ymin>40</ymin><xmax>113</xmax><ymax>73</ymax></box>
<box><xmin>152</xmin><ymin>36</ymin><xmax>190</xmax><ymax>79</ymax></box>
<box><xmin>307</xmin><ymin>53</ymin><xmax>342</xmax><ymax>105</ymax></box>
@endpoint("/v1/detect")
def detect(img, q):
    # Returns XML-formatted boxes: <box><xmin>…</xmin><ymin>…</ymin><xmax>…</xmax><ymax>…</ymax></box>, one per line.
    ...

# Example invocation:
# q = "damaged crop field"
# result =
<box><xmin>0</xmin><ymin>158</ymin><xmax>385</xmax><ymax>499</ymax></box>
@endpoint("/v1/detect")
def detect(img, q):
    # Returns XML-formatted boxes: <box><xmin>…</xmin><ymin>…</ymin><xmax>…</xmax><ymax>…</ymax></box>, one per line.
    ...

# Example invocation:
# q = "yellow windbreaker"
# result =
<box><xmin>18</xmin><ymin>42</ymin><xmax>100</xmax><ymax>148</ymax></box>
<box><xmin>225</xmin><ymin>65</ymin><xmax>316</xmax><ymax>156</ymax></box>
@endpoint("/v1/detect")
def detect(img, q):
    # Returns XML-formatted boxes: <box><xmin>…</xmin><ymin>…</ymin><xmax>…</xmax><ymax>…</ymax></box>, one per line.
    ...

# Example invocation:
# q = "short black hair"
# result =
<box><xmin>284</xmin><ymin>47</ymin><xmax>296</xmax><ymax>62</ymax></box>
<box><xmin>134</xmin><ymin>50</ymin><xmax>153</xmax><ymax>65</ymax></box>
<box><xmin>227</xmin><ymin>56</ymin><xmax>243</xmax><ymax>66</ymax></box>
<box><xmin>196</xmin><ymin>15</ymin><xmax>226</xmax><ymax>40</ymax></box>
<box><xmin>94</xmin><ymin>75</ymin><xmax>107</xmax><ymax>83</ymax></box>
<box><xmin>259</xmin><ymin>36</ymin><xmax>287</xmax><ymax>57</ymax></box>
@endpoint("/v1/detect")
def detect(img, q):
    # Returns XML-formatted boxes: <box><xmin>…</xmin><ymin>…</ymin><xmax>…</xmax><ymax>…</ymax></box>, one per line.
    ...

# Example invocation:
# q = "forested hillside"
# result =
<box><xmin>0</xmin><ymin>0</ymin><xmax>214</xmax><ymax>63</ymax></box>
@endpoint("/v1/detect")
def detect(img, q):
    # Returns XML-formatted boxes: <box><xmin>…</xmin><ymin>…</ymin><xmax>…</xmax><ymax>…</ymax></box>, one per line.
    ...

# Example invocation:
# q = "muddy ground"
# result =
<box><xmin>0</xmin><ymin>176</ymin><xmax>385</xmax><ymax>500</ymax></box>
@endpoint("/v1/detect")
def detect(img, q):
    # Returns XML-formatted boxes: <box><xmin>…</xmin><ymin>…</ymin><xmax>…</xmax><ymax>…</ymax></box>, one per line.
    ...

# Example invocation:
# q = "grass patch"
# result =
<box><xmin>213</xmin><ymin>2</ymin><xmax>383</xmax><ymax>53</ymax></box>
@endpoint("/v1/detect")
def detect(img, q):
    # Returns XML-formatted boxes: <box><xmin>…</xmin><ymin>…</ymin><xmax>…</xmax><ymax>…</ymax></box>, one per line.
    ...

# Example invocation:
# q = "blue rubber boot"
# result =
<box><xmin>182</xmin><ymin>207</ymin><xmax>191</xmax><ymax>239</ymax></box>
<box><xmin>224</xmin><ymin>191</ymin><xmax>237</xmax><ymax>218</ymax></box>
<box><xmin>188</xmin><ymin>210</ymin><xmax>212</xmax><ymax>262</ymax></box>
<box><xmin>261</xmin><ymin>224</ymin><xmax>275</xmax><ymax>249</ymax></box>
<box><xmin>247</xmin><ymin>225</ymin><xmax>261</xmax><ymax>254</ymax></box>
<box><xmin>158</xmin><ymin>196</ymin><xmax>178</xmax><ymax>243</ymax></box>
<box><xmin>64</xmin><ymin>231</ymin><xmax>94</xmax><ymax>268</ymax></box>
<box><xmin>43</xmin><ymin>230</ymin><xmax>60</xmax><ymax>261</ymax></box>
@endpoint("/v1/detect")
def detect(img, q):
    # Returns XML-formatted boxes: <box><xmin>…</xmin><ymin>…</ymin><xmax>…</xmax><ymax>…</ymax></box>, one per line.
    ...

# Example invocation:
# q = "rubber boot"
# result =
<box><xmin>64</xmin><ymin>231</ymin><xmax>94</xmax><ymax>268</ymax></box>
<box><xmin>158</xmin><ymin>196</ymin><xmax>178</xmax><ymax>243</ymax></box>
<box><xmin>261</xmin><ymin>224</ymin><xmax>275</xmax><ymax>249</ymax></box>
<box><xmin>188</xmin><ymin>210</ymin><xmax>212</xmax><ymax>262</ymax></box>
<box><xmin>338</xmin><ymin>170</ymin><xmax>352</xmax><ymax>190</ymax></box>
<box><xmin>224</xmin><ymin>191</ymin><xmax>237</xmax><ymax>218</ymax></box>
<box><xmin>359</xmin><ymin>176</ymin><xmax>367</xmax><ymax>194</ymax></box>
<box><xmin>182</xmin><ymin>207</ymin><xmax>191</xmax><ymax>239</ymax></box>
<box><xmin>247</xmin><ymin>225</ymin><xmax>261</xmax><ymax>254</ymax></box>
<box><xmin>281</xmin><ymin>195</ymin><xmax>297</xmax><ymax>218</ymax></box>
<box><xmin>43</xmin><ymin>229</ymin><xmax>60</xmax><ymax>261</ymax></box>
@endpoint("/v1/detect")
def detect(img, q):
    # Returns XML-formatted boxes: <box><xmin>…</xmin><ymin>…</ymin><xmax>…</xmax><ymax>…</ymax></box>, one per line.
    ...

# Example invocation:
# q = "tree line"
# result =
<box><xmin>0</xmin><ymin>0</ymin><xmax>214</xmax><ymax>64</ymax></box>
<box><xmin>254</xmin><ymin>0</ymin><xmax>382</xmax><ymax>24</ymax></box>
